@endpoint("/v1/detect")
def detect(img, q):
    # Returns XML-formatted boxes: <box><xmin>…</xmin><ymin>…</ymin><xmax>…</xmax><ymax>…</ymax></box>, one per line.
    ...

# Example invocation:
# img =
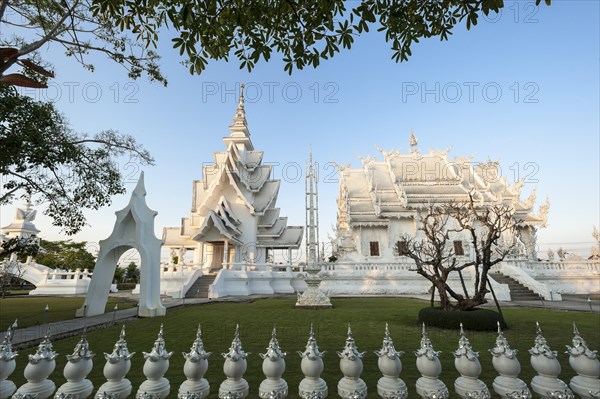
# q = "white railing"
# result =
<box><xmin>497</xmin><ymin>262</ymin><xmax>558</xmax><ymax>301</ymax></box>
<box><xmin>522</xmin><ymin>260</ymin><xmax>600</xmax><ymax>272</ymax></box>
<box><xmin>1</xmin><ymin>322</ymin><xmax>597</xmax><ymax>399</ymax></box>
<box><xmin>322</xmin><ymin>260</ymin><xmax>415</xmax><ymax>272</ymax></box>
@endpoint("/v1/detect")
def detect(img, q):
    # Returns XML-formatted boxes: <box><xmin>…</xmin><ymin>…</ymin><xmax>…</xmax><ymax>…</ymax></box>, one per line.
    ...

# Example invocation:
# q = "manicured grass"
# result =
<box><xmin>0</xmin><ymin>296</ymin><xmax>137</xmax><ymax>330</ymax></box>
<box><xmin>6</xmin><ymin>297</ymin><xmax>600</xmax><ymax>398</ymax></box>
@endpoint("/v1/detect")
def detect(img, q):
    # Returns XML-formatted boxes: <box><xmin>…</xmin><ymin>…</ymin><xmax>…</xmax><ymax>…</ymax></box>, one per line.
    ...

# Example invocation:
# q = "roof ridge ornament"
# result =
<box><xmin>409</xmin><ymin>130</ymin><xmax>420</xmax><ymax>156</ymax></box>
<box><xmin>232</xmin><ymin>83</ymin><xmax>247</xmax><ymax>127</ymax></box>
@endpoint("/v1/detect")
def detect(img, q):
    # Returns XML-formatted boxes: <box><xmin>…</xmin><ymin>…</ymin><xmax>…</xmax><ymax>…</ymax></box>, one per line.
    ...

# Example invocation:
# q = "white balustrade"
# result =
<box><xmin>529</xmin><ymin>322</ymin><xmax>574</xmax><ymax>399</ymax></box>
<box><xmin>337</xmin><ymin>325</ymin><xmax>367</xmax><ymax>399</ymax></box>
<box><xmin>55</xmin><ymin>331</ymin><xmax>94</xmax><ymax>399</ymax></box>
<box><xmin>375</xmin><ymin>323</ymin><xmax>407</xmax><ymax>399</ymax></box>
<box><xmin>179</xmin><ymin>325</ymin><xmax>211</xmax><ymax>399</ymax></box>
<box><xmin>95</xmin><ymin>325</ymin><xmax>134</xmax><ymax>398</ymax></box>
<box><xmin>258</xmin><ymin>327</ymin><xmax>287</xmax><ymax>399</ymax></box>
<box><xmin>0</xmin><ymin>320</ymin><xmax>18</xmax><ymax>399</ymax></box>
<box><xmin>489</xmin><ymin>322</ymin><xmax>531</xmax><ymax>398</ymax></box>
<box><xmin>13</xmin><ymin>329</ymin><xmax>57</xmax><ymax>399</ymax></box>
<box><xmin>453</xmin><ymin>324</ymin><xmax>490</xmax><ymax>399</ymax></box>
<box><xmin>136</xmin><ymin>325</ymin><xmax>172</xmax><ymax>399</ymax></box>
<box><xmin>219</xmin><ymin>325</ymin><xmax>249</xmax><ymax>399</ymax></box>
<box><xmin>1</xmin><ymin>321</ymin><xmax>597</xmax><ymax>399</ymax></box>
<box><xmin>566</xmin><ymin>323</ymin><xmax>600</xmax><ymax>399</ymax></box>
<box><xmin>415</xmin><ymin>323</ymin><xmax>449</xmax><ymax>399</ymax></box>
<box><xmin>297</xmin><ymin>324</ymin><xmax>327</xmax><ymax>399</ymax></box>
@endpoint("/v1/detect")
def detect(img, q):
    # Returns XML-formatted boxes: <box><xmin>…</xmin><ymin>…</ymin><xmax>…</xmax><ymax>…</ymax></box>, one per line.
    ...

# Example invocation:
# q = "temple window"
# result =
<box><xmin>370</xmin><ymin>241</ymin><xmax>380</xmax><ymax>256</ymax></box>
<box><xmin>396</xmin><ymin>240</ymin><xmax>409</xmax><ymax>256</ymax></box>
<box><xmin>454</xmin><ymin>240</ymin><xmax>465</xmax><ymax>256</ymax></box>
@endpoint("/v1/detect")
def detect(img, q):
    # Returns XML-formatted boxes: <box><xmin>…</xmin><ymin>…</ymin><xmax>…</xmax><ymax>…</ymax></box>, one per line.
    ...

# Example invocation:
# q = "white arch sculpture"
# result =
<box><xmin>76</xmin><ymin>172</ymin><xmax>166</xmax><ymax>317</ymax></box>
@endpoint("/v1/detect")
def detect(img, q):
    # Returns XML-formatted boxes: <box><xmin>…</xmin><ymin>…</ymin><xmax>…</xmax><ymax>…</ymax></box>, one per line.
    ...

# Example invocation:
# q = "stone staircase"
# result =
<box><xmin>489</xmin><ymin>272</ymin><xmax>543</xmax><ymax>301</ymax></box>
<box><xmin>185</xmin><ymin>274</ymin><xmax>217</xmax><ymax>299</ymax></box>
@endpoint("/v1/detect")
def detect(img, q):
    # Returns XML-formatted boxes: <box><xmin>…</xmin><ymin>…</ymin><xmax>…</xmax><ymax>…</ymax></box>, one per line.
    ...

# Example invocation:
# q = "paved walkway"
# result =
<box><xmin>2</xmin><ymin>294</ymin><xmax>598</xmax><ymax>348</ymax></box>
<box><xmin>1</xmin><ymin>295</ymin><xmax>257</xmax><ymax>348</ymax></box>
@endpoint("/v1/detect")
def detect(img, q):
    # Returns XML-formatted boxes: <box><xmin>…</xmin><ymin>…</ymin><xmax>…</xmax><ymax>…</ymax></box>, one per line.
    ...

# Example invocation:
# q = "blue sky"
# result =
<box><xmin>3</xmin><ymin>0</ymin><xmax>599</xmax><ymax>257</ymax></box>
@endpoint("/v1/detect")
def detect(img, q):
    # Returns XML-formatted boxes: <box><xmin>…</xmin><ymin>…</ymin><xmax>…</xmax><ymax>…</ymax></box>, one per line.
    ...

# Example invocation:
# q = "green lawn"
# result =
<box><xmin>5</xmin><ymin>297</ymin><xmax>599</xmax><ymax>398</ymax></box>
<box><xmin>0</xmin><ymin>296</ymin><xmax>137</xmax><ymax>330</ymax></box>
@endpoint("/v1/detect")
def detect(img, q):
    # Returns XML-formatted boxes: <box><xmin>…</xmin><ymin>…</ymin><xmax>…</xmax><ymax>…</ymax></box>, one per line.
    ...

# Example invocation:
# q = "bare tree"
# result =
<box><xmin>396</xmin><ymin>193</ymin><xmax>518</xmax><ymax>311</ymax></box>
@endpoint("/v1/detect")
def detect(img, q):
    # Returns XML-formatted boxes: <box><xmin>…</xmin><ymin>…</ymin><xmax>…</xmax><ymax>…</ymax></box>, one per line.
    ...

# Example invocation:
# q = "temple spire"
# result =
<box><xmin>306</xmin><ymin>145</ymin><xmax>319</xmax><ymax>264</ymax></box>
<box><xmin>229</xmin><ymin>83</ymin><xmax>250</xmax><ymax>137</ymax></box>
<box><xmin>409</xmin><ymin>130</ymin><xmax>419</xmax><ymax>155</ymax></box>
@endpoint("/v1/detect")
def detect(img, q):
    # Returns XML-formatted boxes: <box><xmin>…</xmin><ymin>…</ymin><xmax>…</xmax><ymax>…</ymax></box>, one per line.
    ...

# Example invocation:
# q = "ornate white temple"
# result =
<box><xmin>336</xmin><ymin>133</ymin><xmax>550</xmax><ymax>263</ymax></box>
<box><xmin>163</xmin><ymin>85</ymin><xmax>303</xmax><ymax>275</ymax></box>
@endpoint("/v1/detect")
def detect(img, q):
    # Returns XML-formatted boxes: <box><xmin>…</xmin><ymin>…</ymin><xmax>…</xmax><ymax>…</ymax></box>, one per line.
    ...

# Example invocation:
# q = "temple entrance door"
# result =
<box><xmin>210</xmin><ymin>242</ymin><xmax>224</xmax><ymax>272</ymax></box>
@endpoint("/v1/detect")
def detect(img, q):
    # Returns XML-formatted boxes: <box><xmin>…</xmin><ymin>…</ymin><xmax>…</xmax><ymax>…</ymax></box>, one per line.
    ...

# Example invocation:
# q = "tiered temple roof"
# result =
<box><xmin>338</xmin><ymin>134</ymin><xmax>549</xmax><ymax>228</ymax></box>
<box><xmin>164</xmin><ymin>86</ymin><xmax>303</xmax><ymax>250</ymax></box>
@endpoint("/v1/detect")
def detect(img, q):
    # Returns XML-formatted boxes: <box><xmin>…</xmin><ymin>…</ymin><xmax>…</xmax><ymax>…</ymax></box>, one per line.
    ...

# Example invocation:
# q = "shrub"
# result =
<box><xmin>116</xmin><ymin>282</ymin><xmax>137</xmax><ymax>290</ymax></box>
<box><xmin>418</xmin><ymin>307</ymin><xmax>507</xmax><ymax>331</ymax></box>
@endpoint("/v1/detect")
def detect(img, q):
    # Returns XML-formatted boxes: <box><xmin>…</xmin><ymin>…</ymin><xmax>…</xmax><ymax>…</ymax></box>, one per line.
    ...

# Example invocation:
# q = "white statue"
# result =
<box><xmin>557</xmin><ymin>247</ymin><xmax>566</xmax><ymax>261</ymax></box>
<box><xmin>178</xmin><ymin>247</ymin><xmax>187</xmax><ymax>266</ymax></box>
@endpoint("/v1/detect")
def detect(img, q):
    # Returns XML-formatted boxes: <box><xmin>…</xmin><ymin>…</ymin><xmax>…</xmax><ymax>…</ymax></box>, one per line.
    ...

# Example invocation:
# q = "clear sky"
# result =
<box><xmin>2</xmin><ymin>0</ymin><xmax>599</xmax><ymax>258</ymax></box>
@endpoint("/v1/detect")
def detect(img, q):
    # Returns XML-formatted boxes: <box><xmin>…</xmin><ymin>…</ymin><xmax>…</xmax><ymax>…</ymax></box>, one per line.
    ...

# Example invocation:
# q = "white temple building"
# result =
<box><xmin>0</xmin><ymin>200</ymin><xmax>106</xmax><ymax>295</ymax></box>
<box><xmin>1</xmin><ymin>99</ymin><xmax>598</xmax><ymax>301</ymax></box>
<box><xmin>161</xmin><ymin>85</ymin><xmax>305</xmax><ymax>298</ymax></box>
<box><xmin>336</xmin><ymin>133</ymin><xmax>549</xmax><ymax>263</ymax></box>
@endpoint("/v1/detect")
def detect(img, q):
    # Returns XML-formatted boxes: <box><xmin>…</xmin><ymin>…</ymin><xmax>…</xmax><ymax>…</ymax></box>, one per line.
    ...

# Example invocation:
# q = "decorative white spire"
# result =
<box><xmin>229</xmin><ymin>83</ymin><xmax>250</xmax><ymax>137</ymax></box>
<box><xmin>142</xmin><ymin>323</ymin><xmax>173</xmax><ymax>361</ymax></box>
<box><xmin>409</xmin><ymin>130</ymin><xmax>420</xmax><ymax>156</ymax></box>
<box><xmin>409</xmin><ymin>130</ymin><xmax>418</xmax><ymax>148</ymax></box>
<box><xmin>306</xmin><ymin>144</ymin><xmax>320</xmax><ymax>264</ymax></box>
<box><xmin>104</xmin><ymin>325</ymin><xmax>135</xmax><ymax>363</ymax></box>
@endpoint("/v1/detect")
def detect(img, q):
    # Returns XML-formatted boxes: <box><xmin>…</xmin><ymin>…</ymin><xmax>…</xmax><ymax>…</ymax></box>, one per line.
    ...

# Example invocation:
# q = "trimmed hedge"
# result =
<box><xmin>418</xmin><ymin>307</ymin><xmax>507</xmax><ymax>331</ymax></box>
<box><xmin>116</xmin><ymin>283</ymin><xmax>137</xmax><ymax>290</ymax></box>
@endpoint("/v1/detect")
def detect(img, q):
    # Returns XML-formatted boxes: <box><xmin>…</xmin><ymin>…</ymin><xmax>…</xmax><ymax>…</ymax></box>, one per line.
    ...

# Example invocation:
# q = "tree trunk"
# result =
<box><xmin>436</xmin><ymin>283</ymin><xmax>453</xmax><ymax>311</ymax></box>
<box><xmin>430</xmin><ymin>284</ymin><xmax>435</xmax><ymax>307</ymax></box>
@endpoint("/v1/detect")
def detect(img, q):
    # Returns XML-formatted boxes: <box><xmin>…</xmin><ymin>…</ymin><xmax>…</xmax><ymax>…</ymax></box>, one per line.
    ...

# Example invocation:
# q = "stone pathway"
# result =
<box><xmin>1</xmin><ymin>295</ymin><xmax>259</xmax><ymax>348</ymax></box>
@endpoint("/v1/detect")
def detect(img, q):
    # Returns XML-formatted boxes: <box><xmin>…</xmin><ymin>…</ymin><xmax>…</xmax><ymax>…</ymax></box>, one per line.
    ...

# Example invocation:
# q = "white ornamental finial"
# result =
<box><xmin>529</xmin><ymin>322</ymin><xmax>573</xmax><ymax>399</ymax></box>
<box><xmin>232</xmin><ymin>83</ymin><xmax>247</xmax><ymax>127</ymax></box>
<box><xmin>415</xmin><ymin>323</ymin><xmax>441</xmax><ymax>361</ymax></box>
<box><xmin>219</xmin><ymin>325</ymin><xmax>250</xmax><ymax>398</ymax></box>
<box><xmin>337</xmin><ymin>324</ymin><xmax>366</xmax><ymax>361</ymax></box>
<box><xmin>415</xmin><ymin>324</ymin><xmax>448</xmax><ymax>399</ymax></box>
<box><xmin>260</xmin><ymin>326</ymin><xmax>286</xmax><ymax>362</ymax></box>
<box><xmin>375</xmin><ymin>324</ymin><xmax>408</xmax><ymax>399</ymax></box>
<box><xmin>489</xmin><ymin>322</ymin><xmax>530</xmax><ymax>398</ymax></box>
<box><xmin>410</xmin><ymin>130</ymin><xmax>418</xmax><ymax>148</ymax></box>
<box><xmin>55</xmin><ymin>329</ymin><xmax>95</xmax><ymax>398</ymax></box>
<box><xmin>337</xmin><ymin>324</ymin><xmax>367</xmax><ymax>398</ymax></box>
<box><xmin>222</xmin><ymin>324</ymin><xmax>249</xmax><ymax>362</ymax></box>
<box><xmin>29</xmin><ymin>328</ymin><xmax>58</xmax><ymax>364</ymax></box>
<box><xmin>179</xmin><ymin>324</ymin><xmax>211</xmax><ymax>399</ymax></box>
<box><xmin>143</xmin><ymin>323</ymin><xmax>173</xmax><ymax>361</ymax></box>
<box><xmin>104</xmin><ymin>325</ymin><xmax>135</xmax><ymax>363</ymax></box>
<box><xmin>489</xmin><ymin>321</ymin><xmax>518</xmax><ymax>359</ymax></box>
<box><xmin>0</xmin><ymin>320</ymin><xmax>18</xmax><ymax>399</ymax></box>
<box><xmin>137</xmin><ymin>324</ymin><xmax>172</xmax><ymax>398</ymax></box>
<box><xmin>529</xmin><ymin>322</ymin><xmax>557</xmax><ymax>359</ymax></box>
<box><xmin>298</xmin><ymin>324</ymin><xmax>328</xmax><ymax>398</ymax></box>
<box><xmin>453</xmin><ymin>324</ymin><xmax>489</xmax><ymax>399</ymax></box>
<box><xmin>67</xmin><ymin>329</ymin><xmax>94</xmax><ymax>361</ymax></box>
<box><xmin>183</xmin><ymin>324</ymin><xmax>212</xmax><ymax>362</ymax></box>
<box><xmin>259</xmin><ymin>326</ymin><xmax>288</xmax><ymax>399</ymax></box>
<box><xmin>0</xmin><ymin>319</ymin><xmax>18</xmax><ymax>361</ymax></box>
<box><xmin>566</xmin><ymin>323</ymin><xmax>599</xmax><ymax>398</ymax></box>
<box><xmin>298</xmin><ymin>323</ymin><xmax>325</xmax><ymax>360</ymax></box>
<box><xmin>453</xmin><ymin>323</ymin><xmax>479</xmax><ymax>361</ymax></box>
<box><xmin>566</xmin><ymin>322</ymin><xmax>597</xmax><ymax>359</ymax></box>
<box><xmin>375</xmin><ymin>323</ymin><xmax>404</xmax><ymax>360</ymax></box>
